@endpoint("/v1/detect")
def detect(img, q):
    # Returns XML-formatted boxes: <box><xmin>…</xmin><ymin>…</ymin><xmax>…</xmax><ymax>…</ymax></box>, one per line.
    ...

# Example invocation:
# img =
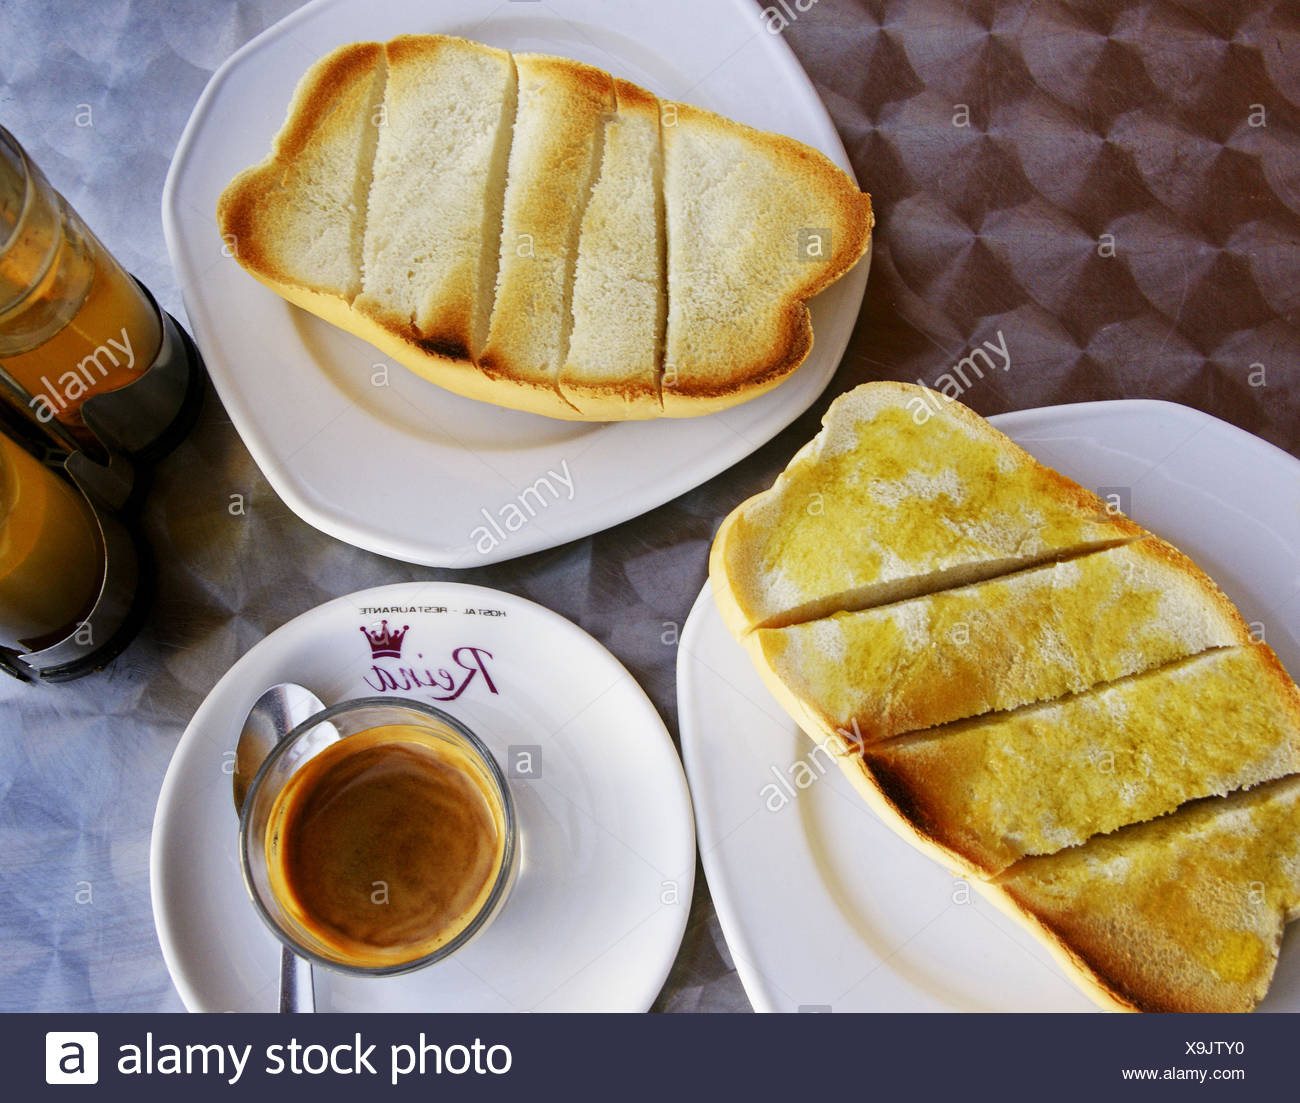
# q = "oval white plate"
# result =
<box><xmin>162</xmin><ymin>0</ymin><xmax>871</xmax><ymax>566</ymax></box>
<box><xmin>679</xmin><ymin>399</ymin><xmax>1300</xmax><ymax>1012</ymax></box>
<box><xmin>151</xmin><ymin>581</ymin><xmax>694</xmax><ymax>1011</ymax></box>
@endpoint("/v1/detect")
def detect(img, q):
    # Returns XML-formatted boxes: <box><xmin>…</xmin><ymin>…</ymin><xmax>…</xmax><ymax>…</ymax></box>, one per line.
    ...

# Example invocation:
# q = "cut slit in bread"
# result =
<box><xmin>751</xmin><ymin>535</ymin><xmax>1254</xmax><ymax>746</ymax></box>
<box><xmin>559</xmin><ymin>78</ymin><xmax>666</xmax><ymax>418</ymax></box>
<box><xmin>862</xmin><ymin>644</ymin><xmax>1300</xmax><ymax>875</ymax></box>
<box><xmin>478</xmin><ymin>54</ymin><xmax>616</xmax><ymax>412</ymax></box>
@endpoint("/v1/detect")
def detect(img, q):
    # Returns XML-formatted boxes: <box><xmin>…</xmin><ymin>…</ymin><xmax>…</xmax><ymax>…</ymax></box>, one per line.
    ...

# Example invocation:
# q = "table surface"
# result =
<box><xmin>1</xmin><ymin>0</ymin><xmax>1297</xmax><ymax>1013</ymax></box>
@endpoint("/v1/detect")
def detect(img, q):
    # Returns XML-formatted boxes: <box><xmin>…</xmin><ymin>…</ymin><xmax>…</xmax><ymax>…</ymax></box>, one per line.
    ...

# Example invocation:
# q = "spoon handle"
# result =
<box><xmin>278</xmin><ymin>946</ymin><xmax>316</xmax><ymax>1013</ymax></box>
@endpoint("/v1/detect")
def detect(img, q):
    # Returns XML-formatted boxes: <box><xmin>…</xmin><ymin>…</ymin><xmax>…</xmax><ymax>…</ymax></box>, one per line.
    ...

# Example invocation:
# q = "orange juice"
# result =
<box><xmin>0</xmin><ymin>237</ymin><xmax>160</xmax><ymax>441</ymax></box>
<box><xmin>1</xmin><ymin>127</ymin><xmax>161</xmax><ymax>446</ymax></box>
<box><xmin>0</xmin><ymin>433</ymin><xmax>102</xmax><ymax>647</ymax></box>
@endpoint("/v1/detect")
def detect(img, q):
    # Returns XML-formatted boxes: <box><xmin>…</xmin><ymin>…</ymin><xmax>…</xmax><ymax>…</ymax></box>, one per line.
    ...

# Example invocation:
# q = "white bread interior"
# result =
<box><xmin>559</xmin><ymin>78</ymin><xmax>665</xmax><ymax>419</ymax></box>
<box><xmin>478</xmin><ymin>53</ymin><xmax>615</xmax><ymax>414</ymax></box>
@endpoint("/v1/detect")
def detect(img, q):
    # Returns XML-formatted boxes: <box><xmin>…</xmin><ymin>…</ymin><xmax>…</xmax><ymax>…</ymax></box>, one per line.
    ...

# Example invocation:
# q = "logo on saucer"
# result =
<box><xmin>357</xmin><ymin>619</ymin><xmax>499</xmax><ymax>703</ymax></box>
<box><xmin>360</xmin><ymin>619</ymin><xmax>409</xmax><ymax>659</ymax></box>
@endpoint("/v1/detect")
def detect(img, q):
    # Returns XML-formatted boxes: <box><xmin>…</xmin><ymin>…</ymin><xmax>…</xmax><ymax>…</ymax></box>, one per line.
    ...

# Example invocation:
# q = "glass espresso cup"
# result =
<box><xmin>239</xmin><ymin>698</ymin><xmax>518</xmax><ymax>976</ymax></box>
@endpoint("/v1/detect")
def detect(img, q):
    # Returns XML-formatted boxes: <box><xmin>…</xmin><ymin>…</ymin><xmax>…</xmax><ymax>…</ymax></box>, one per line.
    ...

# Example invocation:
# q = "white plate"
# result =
<box><xmin>678</xmin><ymin>399</ymin><xmax>1300</xmax><ymax>1012</ymax></box>
<box><xmin>151</xmin><ymin>581</ymin><xmax>694</xmax><ymax>1011</ymax></box>
<box><xmin>162</xmin><ymin>0</ymin><xmax>870</xmax><ymax>567</ymax></box>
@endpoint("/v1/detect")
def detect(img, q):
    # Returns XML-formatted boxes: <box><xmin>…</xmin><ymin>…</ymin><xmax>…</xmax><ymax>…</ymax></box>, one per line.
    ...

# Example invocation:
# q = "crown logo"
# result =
<box><xmin>360</xmin><ymin>619</ymin><xmax>409</xmax><ymax>659</ymax></box>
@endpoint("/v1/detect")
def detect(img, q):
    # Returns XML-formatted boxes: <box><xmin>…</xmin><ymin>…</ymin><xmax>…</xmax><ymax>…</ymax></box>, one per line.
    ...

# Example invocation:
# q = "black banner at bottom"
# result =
<box><xmin>13</xmin><ymin>1011</ymin><xmax>1290</xmax><ymax>1100</ymax></box>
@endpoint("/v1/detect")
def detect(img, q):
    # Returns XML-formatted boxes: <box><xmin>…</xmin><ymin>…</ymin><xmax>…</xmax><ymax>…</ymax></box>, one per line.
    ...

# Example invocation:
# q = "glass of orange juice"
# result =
<box><xmin>0</xmin><ymin>125</ymin><xmax>198</xmax><ymax>459</ymax></box>
<box><xmin>0</xmin><ymin>431</ymin><xmax>103</xmax><ymax>651</ymax></box>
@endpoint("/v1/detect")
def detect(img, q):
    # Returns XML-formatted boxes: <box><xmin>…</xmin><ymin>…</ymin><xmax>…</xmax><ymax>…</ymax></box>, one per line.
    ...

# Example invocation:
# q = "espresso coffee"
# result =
<box><xmin>265</xmin><ymin>723</ymin><xmax>506</xmax><ymax>967</ymax></box>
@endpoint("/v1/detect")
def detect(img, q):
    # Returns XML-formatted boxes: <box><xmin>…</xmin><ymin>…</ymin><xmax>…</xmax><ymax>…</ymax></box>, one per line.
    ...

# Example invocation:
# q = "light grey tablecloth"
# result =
<box><xmin>0</xmin><ymin>0</ymin><xmax>750</xmax><ymax>1013</ymax></box>
<box><xmin>4</xmin><ymin>0</ymin><xmax>1297</xmax><ymax>1013</ymax></box>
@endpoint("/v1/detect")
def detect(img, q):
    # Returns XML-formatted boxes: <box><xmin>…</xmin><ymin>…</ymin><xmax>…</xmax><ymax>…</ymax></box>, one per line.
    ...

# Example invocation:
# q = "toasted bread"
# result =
<box><xmin>991</xmin><ymin>774</ymin><xmax>1300</xmax><ymax>1013</ymax></box>
<box><xmin>710</xmin><ymin>382</ymin><xmax>1144</xmax><ymax>634</ymax></box>
<box><xmin>219</xmin><ymin>36</ymin><xmax>872</xmax><ymax>421</ymax></box>
<box><xmin>559</xmin><ymin>79</ymin><xmax>665</xmax><ymax>418</ymax></box>
<box><xmin>752</xmin><ymin>536</ymin><xmax>1252</xmax><ymax>745</ymax></box>
<box><xmin>478</xmin><ymin>54</ymin><xmax>614</xmax><ymax>414</ymax></box>
<box><xmin>216</xmin><ymin>41</ymin><xmax>387</xmax><ymax>304</ymax></box>
<box><xmin>661</xmin><ymin>101</ymin><xmax>873</xmax><ymax>414</ymax></box>
<box><xmin>354</xmin><ymin>34</ymin><xmax>516</xmax><ymax>410</ymax></box>
<box><xmin>864</xmin><ymin>645</ymin><xmax>1300</xmax><ymax>874</ymax></box>
<box><xmin>710</xmin><ymin>382</ymin><xmax>1300</xmax><ymax>1011</ymax></box>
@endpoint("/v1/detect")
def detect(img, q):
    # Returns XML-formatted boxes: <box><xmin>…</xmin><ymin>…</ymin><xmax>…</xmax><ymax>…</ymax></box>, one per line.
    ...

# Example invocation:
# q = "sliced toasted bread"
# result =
<box><xmin>355</xmin><ymin>34</ymin><xmax>516</xmax><ymax>370</ymax></box>
<box><xmin>220</xmin><ymin>37</ymin><xmax>872</xmax><ymax>420</ymax></box>
<box><xmin>478</xmin><ymin>54</ymin><xmax>615</xmax><ymax>414</ymax></box>
<box><xmin>991</xmin><ymin>774</ymin><xmax>1300</xmax><ymax>1012</ymax></box>
<box><xmin>710</xmin><ymin>382</ymin><xmax>1145</xmax><ymax>635</ymax></box>
<box><xmin>863</xmin><ymin>645</ymin><xmax>1300</xmax><ymax>875</ymax></box>
<box><xmin>558</xmin><ymin>79</ymin><xmax>665</xmax><ymax>418</ymax></box>
<box><xmin>216</xmin><ymin>41</ymin><xmax>387</xmax><ymax>303</ymax></box>
<box><xmin>752</xmin><ymin>536</ymin><xmax>1253</xmax><ymax>745</ymax></box>
<box><xmin>661</xmin><ymin>101</ymin><xmax>872</xmax><ymax>415</ymax></box>
<box><xmin>708</xmin><ymin>381</ymin><xmax>1300</xmax><ymax>1010</ymax></box>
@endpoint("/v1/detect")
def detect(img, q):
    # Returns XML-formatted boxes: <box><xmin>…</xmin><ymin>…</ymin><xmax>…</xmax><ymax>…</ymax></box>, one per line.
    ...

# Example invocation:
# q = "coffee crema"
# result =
<box><xmin>265</xmin><ymin>723</ymin><xmax>506</xmax><ymax>967</ymax></box>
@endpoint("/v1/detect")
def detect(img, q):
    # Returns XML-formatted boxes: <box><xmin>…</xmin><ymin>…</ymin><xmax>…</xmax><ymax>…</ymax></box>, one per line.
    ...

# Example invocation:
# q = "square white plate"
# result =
<box><xmin>678</xmin><ymin>399</ymin><xmax>1300</xmax><ymax>1012</ymax></box>
<box><xmin>162</xmin><ymin>0</ymin><xmax>870</xmax><ymax>566</ymax></box>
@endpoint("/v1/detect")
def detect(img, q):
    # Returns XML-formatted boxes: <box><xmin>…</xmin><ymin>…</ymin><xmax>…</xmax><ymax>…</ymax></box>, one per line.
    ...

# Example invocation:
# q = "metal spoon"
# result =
<box><xmin>233</xmin><ymin>682</ymin><xmax>323</xmax><ymax>1013</ymax></box>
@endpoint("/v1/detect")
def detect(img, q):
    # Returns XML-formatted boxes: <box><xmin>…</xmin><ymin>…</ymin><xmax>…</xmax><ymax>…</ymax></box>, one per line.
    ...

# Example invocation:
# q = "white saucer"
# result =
<box><xmin>151</xmin><ymin>581</ymin><xmax>695</xmax><ymax>1011</ymax></box>
<box><xmin>679</xmin><ymin>399</ymin><xmax>1300</xmax><ymax>1012</ymax></box>
<box><xmin>162</xmin><ymin>0</ymin><xmax>870</xmax><ymax>566</ymax></box>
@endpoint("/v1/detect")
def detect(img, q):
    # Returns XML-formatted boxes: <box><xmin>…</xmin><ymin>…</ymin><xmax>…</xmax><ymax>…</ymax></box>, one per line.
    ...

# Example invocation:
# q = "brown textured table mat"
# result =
<box><xmin>799</xmin><ymin>0</ymin><xmax>1299</xmax><ymax>451</ymax></box>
